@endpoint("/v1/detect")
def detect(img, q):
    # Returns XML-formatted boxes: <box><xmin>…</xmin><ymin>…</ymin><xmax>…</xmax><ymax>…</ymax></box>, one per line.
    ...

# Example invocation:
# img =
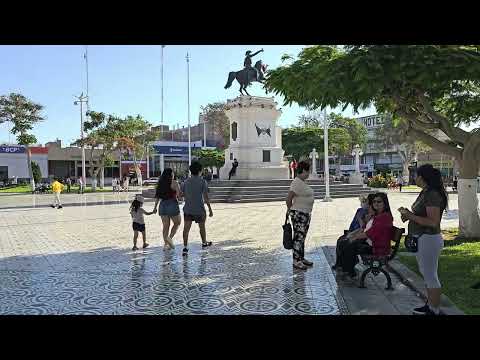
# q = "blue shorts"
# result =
<box><xmin>159</xmin><ymin>199</ymin><xmax>180</xmax><ymax>217</ymax></box>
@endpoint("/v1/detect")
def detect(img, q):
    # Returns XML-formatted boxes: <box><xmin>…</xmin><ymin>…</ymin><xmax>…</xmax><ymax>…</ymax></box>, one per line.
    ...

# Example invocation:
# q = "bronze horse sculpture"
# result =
<box><xmin>224</xmin><ymin>60</ymin><xmax>267</xmax><ymax>96</ymax></box>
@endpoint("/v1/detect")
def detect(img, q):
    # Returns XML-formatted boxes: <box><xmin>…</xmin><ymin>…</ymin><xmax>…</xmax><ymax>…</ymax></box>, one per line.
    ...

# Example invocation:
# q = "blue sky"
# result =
<box><xmin>0</xmin><ymin>45</ymin><xmax>379</xmax><ymax>145</ymax></box>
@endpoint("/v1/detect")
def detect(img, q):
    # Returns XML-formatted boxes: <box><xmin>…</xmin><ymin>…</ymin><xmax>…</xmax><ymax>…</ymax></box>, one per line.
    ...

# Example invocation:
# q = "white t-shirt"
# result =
<box><xmin>289</xmin><ymin>177</ymin><xmax>315</xmax><ymax>213</ymax></box>
<box><xmin>131</xmin><ymin>208</ymin><xmax>147</xmax><ymax>224</ymax></box>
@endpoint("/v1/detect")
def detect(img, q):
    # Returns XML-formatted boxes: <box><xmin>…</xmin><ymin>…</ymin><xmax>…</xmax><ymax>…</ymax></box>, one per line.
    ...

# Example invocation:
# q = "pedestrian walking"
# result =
<box><xmin>124</xmin><ymin>176</ymin><xmax>130</xmax><ymax>192</ymax></box>
<box><xmin>398</xmin><ymin>164</ymin><xmax>448</xmax><ymax>315</ymax></box>
<box><xmin>130</xmin><ymin>195</ymin><xmax>155</xmax><ymax>251</ymax></box>
<box><xmin>290</xmin><ymin>159</ymin><xmax>298</xmax><ymax>179</ymax></box>
<box><xmin>182</xmin><ymin>161</ymin><xmax>214</xmax><ymax>256</ymax></box>
<box><xmin>66</xmin><ymin>177</ymin><xmax>71</xmax><ymax>193</ymax></box>
<box><xmin>50</xmin><ymin>178</ymin><xmax>64</xmax><ymax>209</ymax></box>
<box><xmin>153</xmin><ymin>168</ymin><xmax>181</xmax><ymax>250</ymax></box>
<box><xmin>286</xmin><ymin>161</ymin><xmax>315</xmax><ymax>270</ymax></box>
<box><xmin>78</xmin><ymin>176</ymin><xmax>85</xmax><ymax>194</ymax></box>
<box><xmin>397</xmin><ymin>174</ymin><xmax>404</xmax><ymax>192</ymax></box>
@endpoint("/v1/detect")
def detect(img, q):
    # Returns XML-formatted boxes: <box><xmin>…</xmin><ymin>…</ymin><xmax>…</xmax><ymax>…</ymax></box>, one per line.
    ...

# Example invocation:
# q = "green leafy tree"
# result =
<box><xmin>0</xmin><ymin>93</ymin><xmax>44</xmax><ymax>190</ymax></box>
<box><xmin>31</xmin><ymin>161</ymin><xmax>42</xmax><ymax>184</ymax></box>
<box><xmin>265</xmin><ymin>45</ymin><xmax>480</xmax><ymax>238</ymax></box>
<box><xmin>282</xmin><ymin>126</ymin><xmax>351</xmax><ymax>167</ymax></box>
<box><xmin>73</xmin><ymin>111</ymin><xmax>122</xmax><ymax>191</ymax></box>
<box><xmin>116</xmin><ymin>115</ymin><xmax>159</xmax><ymax>187</ymax></box>
<box><xmin>375</xmin><ymin>115</ymin><xmax>431</xmax><ymax>180</ymax></box>
<box><xmin>193</xmin><ymin>148</ymin><xmax>225</xmax><ymax>175</ymax></box>
<box><xmin>200</xmin><ymin>102</ymin><xmax>230</xmax><ymax>148</ymax></box>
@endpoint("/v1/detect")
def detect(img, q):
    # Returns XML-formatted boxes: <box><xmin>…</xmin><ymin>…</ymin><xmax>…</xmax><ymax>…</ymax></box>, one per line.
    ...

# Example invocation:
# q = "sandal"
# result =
<box><xmin>142</xmin><ymin>243</ymin><xmax>149</xmax><ymax>249</ymax></box>
<box><xmin>182</xmin><ymin>248</ymin><xmax>189</xmax><ymax>256</ymax></box>
<box><xmin>201</xmin><ymin>241</ymin><xmax>213</xmax><ymax>248</ymax></box>
<box><xmin>132</xmin><ymin>246</ymin><xmax>139</xmax><ymax>251</ymax></box>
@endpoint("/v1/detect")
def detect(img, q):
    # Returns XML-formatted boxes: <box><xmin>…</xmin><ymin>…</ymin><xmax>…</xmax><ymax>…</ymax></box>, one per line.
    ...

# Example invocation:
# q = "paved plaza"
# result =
<box><xmin>0</xmin><ymin>191</ymin><xmax>470</xmax><ymax>315</ymax></box>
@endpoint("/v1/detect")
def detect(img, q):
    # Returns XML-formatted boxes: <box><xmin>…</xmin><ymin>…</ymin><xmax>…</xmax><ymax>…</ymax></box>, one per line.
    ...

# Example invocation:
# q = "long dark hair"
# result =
<box><xmin>156</xmin><ymin>168</ymin><xmax>174</xmax><ymax>199</ymax></box>
<box><xmin>372</xmin><ymin>192</ymin><xmax>392</xmax><ymax>216</ymax></box>
<box><xmin>416</xmin><ymin>164</ymin><xmax>448</xmax><ymax>210</ymax></box>
<box><xmin>130</xmin><ymin>199</ymin><xmax>142</xmax><ymax>213</ymax></box>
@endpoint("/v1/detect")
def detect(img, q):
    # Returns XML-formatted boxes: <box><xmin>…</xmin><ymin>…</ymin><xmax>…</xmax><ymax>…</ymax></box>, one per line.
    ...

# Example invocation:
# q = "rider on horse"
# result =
<box><xmin>244</xmin><ymin>48</ymin><xmax>264</xmax><ymax>84</ymax></box>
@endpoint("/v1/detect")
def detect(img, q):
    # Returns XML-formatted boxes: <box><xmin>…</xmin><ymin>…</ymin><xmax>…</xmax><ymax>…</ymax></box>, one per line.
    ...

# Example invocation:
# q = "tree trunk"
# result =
<box><xmin>100</xmin><ymin>167</ymin><xmax>105</xmax><ymax>189</ymax></box>
<box><xmin>26</xmin><ymin>145</ymin><xmax>35</xmax><ymax>191</ymax></box>
<box><xmin>457</xmin><ymin>156</ymin><xmax>480</xmax><ymax>238</ymax></box>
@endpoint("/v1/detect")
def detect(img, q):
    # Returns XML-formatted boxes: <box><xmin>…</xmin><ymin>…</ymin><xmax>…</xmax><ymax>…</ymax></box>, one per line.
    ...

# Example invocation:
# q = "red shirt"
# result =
<box><xmin>365</xmin><ymin>212</ymin><xmax>394</xmax><ymax>256</ymax></box>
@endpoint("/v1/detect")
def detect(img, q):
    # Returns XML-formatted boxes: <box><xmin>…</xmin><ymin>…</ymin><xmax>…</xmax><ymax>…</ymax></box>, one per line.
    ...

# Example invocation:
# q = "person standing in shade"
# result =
<box><xmin>182</xmin><ymin>161</ymin><xmax>214</xmax><ymax>256</ymax></box>
<box><xmin>286</xmin><ymin>161</ymin><xmax>315</xmax><ymax>270</ymax></box>
<box><xmin>397</xmin><ymin>174</ymin><xmax>404</xmax><ymax>192</ymax></box>
<box><xmin>78</xmin><ymin>176</ymin><xmax>84</xmax><ymax>194</ymax></box>
<box><xmin>398</xmin><ymin>164</ymin><xmax>448</xmax><ymax>316</ymax></box>
<box><xmin>50</xmin><ymin>178</ymin><xmax>64</xmax><ymax>209</ymax></box>
<box><xmin>291</xmin><ymin>159</ymin><xmax>298</xmax><ymax>178</ymax></box>
<box><xmin>228</xmin><ymin>158</ymin><xmax>239</xmax><ymax>180</ymax></box>
<box><xmin>66</xmin><ymin>177</ymin><xmax>71</xmax><ymax>193</ymax></box>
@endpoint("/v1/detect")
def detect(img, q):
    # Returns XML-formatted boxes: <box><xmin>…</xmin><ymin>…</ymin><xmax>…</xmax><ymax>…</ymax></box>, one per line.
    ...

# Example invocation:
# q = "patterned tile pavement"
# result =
<box><xmin>0</xmin><ymin>191</ymin><xmax>468</xmax><ymax>315</ymax></box>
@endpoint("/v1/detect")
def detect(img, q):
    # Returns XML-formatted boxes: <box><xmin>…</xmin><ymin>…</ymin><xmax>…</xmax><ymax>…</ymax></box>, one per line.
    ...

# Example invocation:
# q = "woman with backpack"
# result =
<box><xmin>153</xmin><ymin>168</ymin><xmax>181</xmax><ymax>249</ymax></box>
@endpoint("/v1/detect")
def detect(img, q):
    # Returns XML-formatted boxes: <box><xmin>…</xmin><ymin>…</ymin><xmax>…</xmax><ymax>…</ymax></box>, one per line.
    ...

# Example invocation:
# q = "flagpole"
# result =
<box><xmin>161</xmin><ymin>45</ymin><xmax>165</xmax><ymax>137</ymax></box>
<box><xmin>186</xmin><ymin>52</ymin><xmax>191</xmax><ymax>166</ymax></box>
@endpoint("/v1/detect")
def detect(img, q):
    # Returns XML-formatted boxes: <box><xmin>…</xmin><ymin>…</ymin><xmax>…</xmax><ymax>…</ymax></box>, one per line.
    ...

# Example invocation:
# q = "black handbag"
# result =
<box><xmin>282</xmin><ymin>211</ymin><xmax>293</xmax><ymax>250</ymax></box>
<box><xmin>404</xmin><ymin>234</ymin><xmax>419</xmax><ymax>253</ymax></box>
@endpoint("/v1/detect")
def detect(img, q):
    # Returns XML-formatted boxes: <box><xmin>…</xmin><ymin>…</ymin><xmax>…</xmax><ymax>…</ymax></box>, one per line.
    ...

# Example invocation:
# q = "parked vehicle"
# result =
<box><xmin>142</xmin><ymin>177</ymin><xmax>159</xmax><ymax>186</ymax></box>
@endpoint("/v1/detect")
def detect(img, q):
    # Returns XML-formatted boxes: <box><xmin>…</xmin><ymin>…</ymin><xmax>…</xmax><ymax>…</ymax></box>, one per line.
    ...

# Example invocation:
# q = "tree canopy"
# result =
<box><xmin>265</xmin><ymin>45</ymin><xmax>480</xmax><ymax>238</ymax></box>
<box><xmin>200</xmin><ymin>102</ymin><xmax>229</xmax><ymax>148</ymax></box>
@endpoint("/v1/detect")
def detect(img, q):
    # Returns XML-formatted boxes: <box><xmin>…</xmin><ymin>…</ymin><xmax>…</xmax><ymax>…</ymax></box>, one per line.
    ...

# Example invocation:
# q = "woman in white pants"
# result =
<box><xmin>399</xmin><ymin>164</ymin><xmax>448</xmax><ymax>315</ymax></box>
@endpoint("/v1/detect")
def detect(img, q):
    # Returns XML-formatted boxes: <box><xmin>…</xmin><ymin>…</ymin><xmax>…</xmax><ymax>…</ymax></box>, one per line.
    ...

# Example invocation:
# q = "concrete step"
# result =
<box><xmin>209</xmin><ymin>193</ymin><xmax>367</xmax><ymax>203</ymax></box>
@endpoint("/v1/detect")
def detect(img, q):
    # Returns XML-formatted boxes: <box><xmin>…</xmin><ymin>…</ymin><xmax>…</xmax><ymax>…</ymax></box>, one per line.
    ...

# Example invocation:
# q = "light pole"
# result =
<box><xmin>161</xmin><ymin>45</ymin><xmax>165</xmax><ymax>136</ymax></box>
<box><xmin>186</xmin><ymin>52</ymin><xmax>191</xmax><ymax>166</ymax></box>
<box><xmin>323</xmin><ymin>108</ymin><xmax>332</xmax><ymax>202</ymax></box>
<box><xmin>74</xmin><ymin>93</ymin><xmax>88</xmax><ymax>190</ymax></box>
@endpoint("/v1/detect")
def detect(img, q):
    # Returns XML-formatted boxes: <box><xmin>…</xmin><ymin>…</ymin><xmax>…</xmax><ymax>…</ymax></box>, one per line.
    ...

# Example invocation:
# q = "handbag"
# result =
<box><xmin>282</xmin><ymin>211</ymin><xmax>293</xmax><ymax>250</ymax></box>
<box><xmin>404</xmin><ymin>234</ymin><xmax>419</xmax><ymax>253</ymax></box>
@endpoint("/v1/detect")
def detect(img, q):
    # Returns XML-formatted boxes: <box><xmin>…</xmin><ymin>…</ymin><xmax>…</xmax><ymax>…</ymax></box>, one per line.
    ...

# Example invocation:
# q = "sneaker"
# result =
<box><xmin>132</xmin><ymin>246</ymin><xmax>139</xmax><ymax>251</ymax></box>
<box><xmin>165</xmin><ymin>236</ymin><xmax>174</xmax><ymax>249</ymax></box>
<box><xmin>412</xmin><ymin>303</ymin><xmax>430</xmax><ymax>315</ymax></box>
<box><xmin>142</xmin><ymin>243</ymin><xmax>149</xmax><ymax>249</ymax></box>
<box><xmin>182</xmin><ymin>248</ymin><xmax>189</xmax><ymax>256</ymax></box>
<box><xmin>293</xmin><ymin>261</ymin><xmax>308</xmax><ymax>270</ymax></box>
<box><xmin>50</xmin><ymin>205</ymin><xmax>56</xmax><ymax>208</ymax></box>
<box><xmin>202</xmin><ymin>241</ymin><xmax>213</xmax><ymax>248</ymax></box>
<box><xmin>57</xmin><ymin>205</ymin><xmax>63</xmax><ymax>209</ymax></box>
<box><xmin>302</xmin><ymin>259</ymin><xmax>313</xmax><ymax>267</ymax></box>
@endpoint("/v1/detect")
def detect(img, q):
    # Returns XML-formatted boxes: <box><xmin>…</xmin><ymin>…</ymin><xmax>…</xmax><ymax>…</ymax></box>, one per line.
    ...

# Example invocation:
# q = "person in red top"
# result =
<box><xmin>339</xmin><ymin>192</ymin><xmax>394</xmax><ymax>278</ymax></box>
<box><xmin>290</xmin><ymin>159</ymin><xmax>298</xmax><ymax>179</ymax></box>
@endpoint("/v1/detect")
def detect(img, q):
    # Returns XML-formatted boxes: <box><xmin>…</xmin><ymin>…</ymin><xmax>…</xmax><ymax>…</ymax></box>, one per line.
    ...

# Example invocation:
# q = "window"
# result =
<box><xmin>231</xmin><ymin>122</ymin><xmax>238</xmax><ymax>141</ymax></box>
<box><xmin>263</xmin><ymin>150</ymin><xmax>270</xmax><ymax>162</ymax></box>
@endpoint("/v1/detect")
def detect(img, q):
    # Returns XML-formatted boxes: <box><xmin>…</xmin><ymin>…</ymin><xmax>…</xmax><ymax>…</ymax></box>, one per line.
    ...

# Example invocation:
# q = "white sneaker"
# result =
<box><xmin>166</xmin><ymin>236</ymin><xmax>175</xmax><ymax>249</ymax></box>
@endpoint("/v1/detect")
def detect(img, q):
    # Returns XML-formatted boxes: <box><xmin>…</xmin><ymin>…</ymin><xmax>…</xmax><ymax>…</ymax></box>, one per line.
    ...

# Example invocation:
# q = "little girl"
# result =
<box><xmin>130</xmin><ymin>195</ymin><xmax>155</xmax><ymax>251</ymax></box>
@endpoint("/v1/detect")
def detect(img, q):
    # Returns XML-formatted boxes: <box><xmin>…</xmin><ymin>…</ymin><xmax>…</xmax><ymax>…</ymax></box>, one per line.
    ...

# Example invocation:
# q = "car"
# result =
<box><xmin>142</xmin><ymin>177</ymin><xmax>158</xmax><ymax>186</ymax></box>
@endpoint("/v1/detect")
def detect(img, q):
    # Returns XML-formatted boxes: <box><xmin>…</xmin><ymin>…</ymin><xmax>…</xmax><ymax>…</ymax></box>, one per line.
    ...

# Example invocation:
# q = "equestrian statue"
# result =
<box><xmin>224</xmin><ymin>48</ymin><xmax>268</xmax><ymax>96</ymax></box>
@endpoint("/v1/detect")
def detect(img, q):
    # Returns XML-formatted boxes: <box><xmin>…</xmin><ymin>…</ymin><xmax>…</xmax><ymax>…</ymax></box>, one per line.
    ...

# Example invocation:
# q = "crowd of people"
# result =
<box><xmin>286</xmin><ymin>161</ymin><xmax>448</xmax><ymax>315</ymax></box>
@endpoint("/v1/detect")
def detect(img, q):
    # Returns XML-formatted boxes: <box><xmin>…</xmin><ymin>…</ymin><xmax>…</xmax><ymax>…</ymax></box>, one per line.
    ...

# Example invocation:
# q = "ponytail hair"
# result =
<box><xmin>416</xmin><ymin>164</ymin><xmax>448</xmax><ymax>210</ymax></box>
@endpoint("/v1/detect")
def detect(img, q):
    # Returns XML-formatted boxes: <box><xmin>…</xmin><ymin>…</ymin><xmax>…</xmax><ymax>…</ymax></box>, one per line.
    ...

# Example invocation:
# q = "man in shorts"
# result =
<box><xmin>181</xmin><ymin>161</ymin><xmax>214</xmax><ymax>256</ymax></box>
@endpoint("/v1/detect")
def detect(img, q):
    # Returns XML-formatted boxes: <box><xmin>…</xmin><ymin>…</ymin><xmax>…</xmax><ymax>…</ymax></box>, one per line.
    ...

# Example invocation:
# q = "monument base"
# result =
<box><xmin>349</xmin><ymin>173</ymin><xmax>363</xmax><ymax>185</ymax></box>
<box><xmin>220</xmin><ymin>165</ymin><xmax>289</xmax><ymax>180</ymax></box>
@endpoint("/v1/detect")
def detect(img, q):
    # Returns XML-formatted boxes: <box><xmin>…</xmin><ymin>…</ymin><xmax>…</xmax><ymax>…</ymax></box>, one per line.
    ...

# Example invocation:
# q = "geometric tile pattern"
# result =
<box><xmin>0</xmin><ymin>237</ymin><xmax>347</xmax><ymax>315</ymax></box>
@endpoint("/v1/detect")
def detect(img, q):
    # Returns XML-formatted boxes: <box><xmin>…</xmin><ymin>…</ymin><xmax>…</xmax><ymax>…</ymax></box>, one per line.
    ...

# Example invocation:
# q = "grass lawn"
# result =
<box><xmin>397</xmin><ymin>228</ymin><xmax>480</xmax><ymax>315</ymax></box>
<box><xmin>402</xmin><ymin>185</ymin><xmax>421</xmax><ymax>191</ymax></box>
<box><xmin>0</xmin><ymin>185</ymin><xmax>33</xmax><ymax>193</ymax></box>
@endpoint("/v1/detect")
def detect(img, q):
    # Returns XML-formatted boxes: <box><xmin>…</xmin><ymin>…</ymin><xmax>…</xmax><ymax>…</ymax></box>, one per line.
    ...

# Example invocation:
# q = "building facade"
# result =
<box><xmin>0</xmin><ymin>145</ymin><xmax>49</xmax><ymax>182</ymax></box>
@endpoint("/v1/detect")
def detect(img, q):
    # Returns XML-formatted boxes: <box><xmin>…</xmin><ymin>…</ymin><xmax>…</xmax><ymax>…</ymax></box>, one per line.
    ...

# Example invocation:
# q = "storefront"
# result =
<box><xmin>0</xmin><ymin>145</ymin><xmax>49</xmax><ymax>182</ymax></box>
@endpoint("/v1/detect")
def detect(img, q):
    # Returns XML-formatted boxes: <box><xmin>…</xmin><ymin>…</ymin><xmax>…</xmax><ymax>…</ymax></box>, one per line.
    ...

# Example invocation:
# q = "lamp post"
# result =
<box><xmin>323</xmin><ymin>108</ymin><xmax>332</xmax><ymax>202</ymax></box>
<box><xmin>161</xmin><ymin>45</ymin><xmax>165</xmax><ymax>136</ymax></box>
<box><xmin>74</xmin><ymin>93</ymin><xmax>88</xmax><ymax>189</ymax></box>
<box><xmin>186</xmin><ymin>52</ymin><xmax>191</xmax><ymax>166</ymax></box>
<box><xmin>351</xmin><ymin>144</ymin><xmax>364</xmax><ymax>184</ymax></box>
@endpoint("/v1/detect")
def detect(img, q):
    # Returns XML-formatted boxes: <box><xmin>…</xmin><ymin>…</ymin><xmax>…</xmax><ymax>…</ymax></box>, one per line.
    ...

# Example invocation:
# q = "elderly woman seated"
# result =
<box><xmin>336</xmin><ymin>192</ymin><xmax>394</xmax><ymax>279</ymax></box>
<box><xmin>332</xmin><ymin>194</ymin><xmax>374</xmax><ymax>270</ymax></box>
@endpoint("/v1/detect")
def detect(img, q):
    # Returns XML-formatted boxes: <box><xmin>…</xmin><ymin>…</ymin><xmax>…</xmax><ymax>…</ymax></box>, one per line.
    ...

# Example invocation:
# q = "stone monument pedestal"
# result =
<box><xmin>220</xmin><ymin>96</ymin><xmax>289</xmax><ymax>180</ymax></box>
<box><xmin>349</xmin><ymin>173</ymin><xmax>363</xmax><ymax>185</ymax></box>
